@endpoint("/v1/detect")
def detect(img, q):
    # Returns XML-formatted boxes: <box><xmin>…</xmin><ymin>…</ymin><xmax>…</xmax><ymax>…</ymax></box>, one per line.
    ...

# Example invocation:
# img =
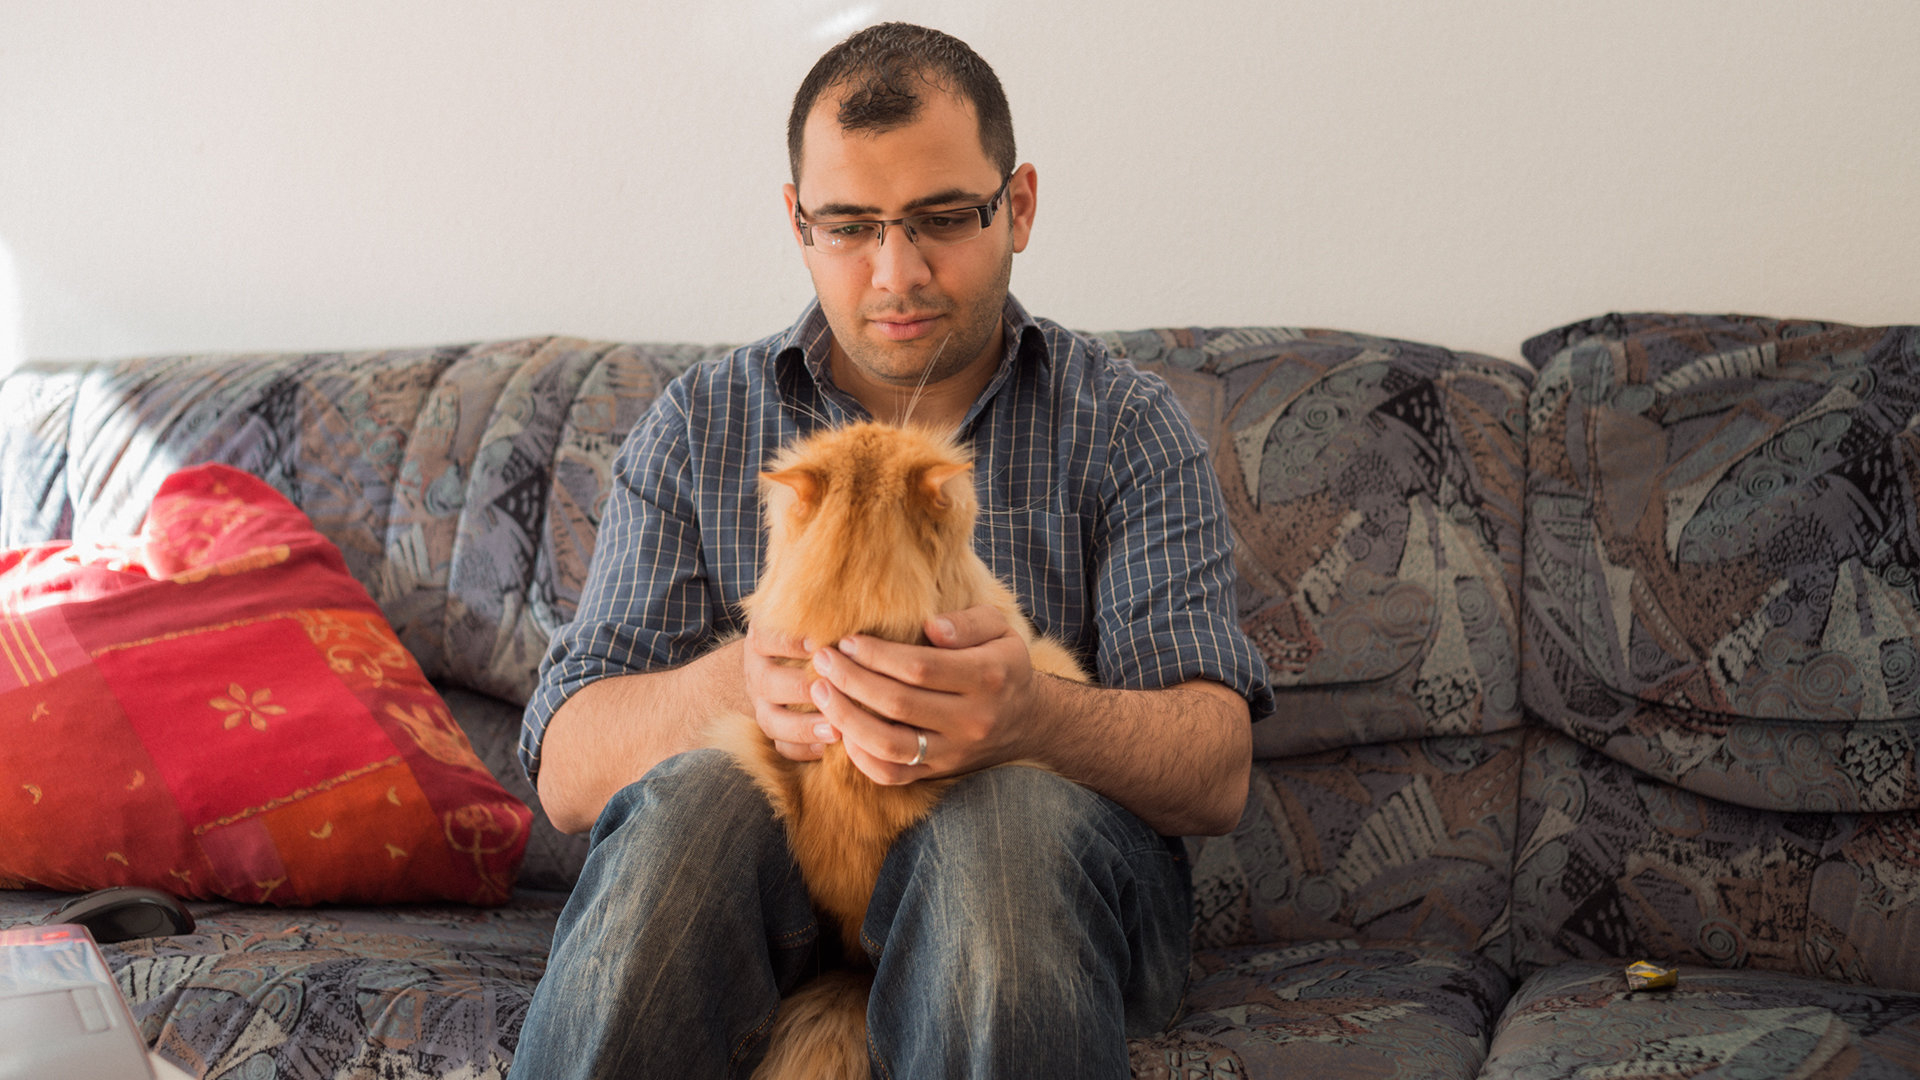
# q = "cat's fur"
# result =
<box><xmin>707</xmin><ymin>421</ymin><xmax>1088</xmax><ymax>1080</ymax></box>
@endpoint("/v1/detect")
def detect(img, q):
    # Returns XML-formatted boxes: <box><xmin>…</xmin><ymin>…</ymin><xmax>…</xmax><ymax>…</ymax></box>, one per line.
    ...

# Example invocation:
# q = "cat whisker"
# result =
<box><xmin>783</xmin><ymin>396</ymin><xmax>839</xmax><ymax>432</ymax></box>
<box><xmin>898</xmin><ymin>332</ymin><xmax>950</xmax><ymax>430</ymax></box>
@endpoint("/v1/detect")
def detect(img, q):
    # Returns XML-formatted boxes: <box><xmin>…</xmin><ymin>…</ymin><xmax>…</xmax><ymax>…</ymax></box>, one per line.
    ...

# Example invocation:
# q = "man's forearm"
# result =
<box><xmin>1029</xmin><ymin>677</ymin><xmax>1252</xmax><ymax>837</ymax></box>
<box><xmin>535</xmin><ymin>640</ymin><xmax>748</xmax><ymax>834</ymax></box>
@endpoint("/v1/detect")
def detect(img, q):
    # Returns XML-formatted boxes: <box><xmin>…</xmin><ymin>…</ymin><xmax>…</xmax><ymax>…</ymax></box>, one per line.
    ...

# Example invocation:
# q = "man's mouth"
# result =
<box><xmin>870</xmin><ymin>313</ymin><xmax>943</xmax><ymax>341</ymax></box>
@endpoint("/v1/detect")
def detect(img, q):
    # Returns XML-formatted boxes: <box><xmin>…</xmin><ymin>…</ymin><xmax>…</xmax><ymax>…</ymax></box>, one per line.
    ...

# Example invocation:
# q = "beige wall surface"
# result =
<box><xmin>2</xmin><ymin>0</ymin><xmax>1915</xmax><ymax>369</ymax></box>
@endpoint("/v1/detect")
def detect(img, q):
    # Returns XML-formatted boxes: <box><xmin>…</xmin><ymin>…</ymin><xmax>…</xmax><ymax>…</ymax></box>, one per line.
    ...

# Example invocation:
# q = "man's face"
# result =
<box><xmin>784</xmin><ymin>91</ymin><xmax>1035</xmax><ymax>396</ymax></box>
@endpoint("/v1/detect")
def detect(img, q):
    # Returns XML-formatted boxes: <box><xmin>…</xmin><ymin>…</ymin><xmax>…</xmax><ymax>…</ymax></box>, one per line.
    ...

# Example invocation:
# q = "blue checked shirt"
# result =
<box><xmin>519</xmin><ymin>296</ymin><xmax>1273</xmax><ymax>781</ymax></box>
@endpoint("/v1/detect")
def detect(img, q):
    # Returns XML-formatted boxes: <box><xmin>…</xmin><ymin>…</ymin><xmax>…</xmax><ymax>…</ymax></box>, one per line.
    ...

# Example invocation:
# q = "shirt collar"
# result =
<box><xmin>773</xmin><ymin>295</ymin><xmax>1046</xmax><ymax>432</ymax></box>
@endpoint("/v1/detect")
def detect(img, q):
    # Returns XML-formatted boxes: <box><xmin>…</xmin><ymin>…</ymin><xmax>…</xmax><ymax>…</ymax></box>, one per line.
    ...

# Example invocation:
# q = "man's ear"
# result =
<box><xmin>783</xmin><ymin>183</ymin><xmax>805</xmax><ymax>249</ymax></box>
<box><xmin>1008</xmin><ymin>164</ymin><xmax>1037</xmax><ymax>254</ymax></box>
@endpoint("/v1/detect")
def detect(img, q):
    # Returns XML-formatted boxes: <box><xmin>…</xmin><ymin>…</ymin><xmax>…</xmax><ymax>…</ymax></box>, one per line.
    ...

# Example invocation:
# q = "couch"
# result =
<box><xmin>2</xmin><ymin>310</ymin><xmax>1917</xmax><ymax>1079</ymax></box>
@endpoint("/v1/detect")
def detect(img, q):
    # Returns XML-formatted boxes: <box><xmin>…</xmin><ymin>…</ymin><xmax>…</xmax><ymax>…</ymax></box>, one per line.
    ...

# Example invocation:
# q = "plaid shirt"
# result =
<box><xmin>519</xmin><ymin>296</ymin><xmax>1273</xmax><ymax>781</ymax></box>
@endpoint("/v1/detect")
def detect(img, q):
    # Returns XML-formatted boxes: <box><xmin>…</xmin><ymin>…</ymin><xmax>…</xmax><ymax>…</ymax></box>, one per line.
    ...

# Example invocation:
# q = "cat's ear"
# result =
<box><xmin>918</xmin><ymin>462</ymin><xmax>972</xmax><ymax>509</ymax></box>
<box><xmin>762</xmin><ymin>466</ymin><xmax>823</xmax><ymax>509</ymax></box>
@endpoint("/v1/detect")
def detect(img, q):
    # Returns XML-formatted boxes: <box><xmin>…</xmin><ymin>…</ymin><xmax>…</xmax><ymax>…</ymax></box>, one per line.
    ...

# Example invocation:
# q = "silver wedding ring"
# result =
<box><xmin>908</xmin><ymin>731</ymin><xmax>927</xmax><ymax>767</ymax></box>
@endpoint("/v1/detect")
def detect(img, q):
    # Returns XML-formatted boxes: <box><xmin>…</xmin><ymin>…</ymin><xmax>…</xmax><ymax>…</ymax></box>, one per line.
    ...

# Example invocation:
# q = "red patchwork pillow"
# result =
<box><xmin>0</xmin><ymin>464</ymin><xmax>531</xmax><ymax>905</ymax></box>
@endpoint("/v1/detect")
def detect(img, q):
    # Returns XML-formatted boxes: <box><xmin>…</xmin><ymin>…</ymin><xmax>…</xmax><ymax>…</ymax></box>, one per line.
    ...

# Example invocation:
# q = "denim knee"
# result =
<box><xmin>512</xmin><ymin>749</ymin><xmax>822</xmax><ymax>1080</ymax></box>
<box><xmin>590</xmin><ymin>747</ymin><xmax>765</xmax><ymax>848</ymax></box>
<box><xmin>874</xmin><ymin>764</ymin><xmax>1178</xmax><ymax>900</ymax></box>
<box><xmin>864</xmin><ymin>764</ymin><xmax>1192</xmax><ymax>1049</ymax></box>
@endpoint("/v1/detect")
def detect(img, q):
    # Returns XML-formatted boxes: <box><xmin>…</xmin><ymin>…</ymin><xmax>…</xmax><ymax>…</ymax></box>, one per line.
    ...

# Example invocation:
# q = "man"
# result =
<box><xmin>510</xmin><ymin>22</ymin><xmax>1272</xmax><ymax>1079</ymax></box>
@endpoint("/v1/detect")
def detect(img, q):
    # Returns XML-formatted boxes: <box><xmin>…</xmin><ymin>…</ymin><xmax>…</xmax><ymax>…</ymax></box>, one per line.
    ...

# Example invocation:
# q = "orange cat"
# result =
<box><xmin>707</xmin><ymin>421</ymin><xmax>1088</xmax><ymax>1080</ymax></box>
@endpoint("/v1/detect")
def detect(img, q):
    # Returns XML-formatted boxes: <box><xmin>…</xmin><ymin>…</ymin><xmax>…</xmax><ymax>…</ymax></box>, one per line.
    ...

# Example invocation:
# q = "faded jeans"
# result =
<box><xmin>506</xmin><ymin>748</ymin><xmax>1193</xmax><ymax>1079</ymax></box>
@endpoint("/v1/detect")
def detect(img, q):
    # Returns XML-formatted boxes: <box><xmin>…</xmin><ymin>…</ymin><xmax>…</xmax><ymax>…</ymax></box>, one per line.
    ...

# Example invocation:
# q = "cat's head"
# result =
<box><xmin>745</xmin><ymin>421</ymin><xmax>980</xmax><ymax>643</ymax></box>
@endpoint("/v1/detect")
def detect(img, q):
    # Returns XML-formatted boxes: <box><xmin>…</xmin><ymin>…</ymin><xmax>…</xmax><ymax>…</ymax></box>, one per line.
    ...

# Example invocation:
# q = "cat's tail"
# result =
<box><xmin>753</xmin><ymin>970</ymin><xmax>872</xmax><ymax>1080</ymax></box>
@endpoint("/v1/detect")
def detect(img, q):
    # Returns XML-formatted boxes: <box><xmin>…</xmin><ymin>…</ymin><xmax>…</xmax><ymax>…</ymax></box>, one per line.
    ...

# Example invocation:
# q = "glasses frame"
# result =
<box><xmin>795</xmin><ymin>172</ymin><xmax>1016</xmax><ymax>253</ymax></box>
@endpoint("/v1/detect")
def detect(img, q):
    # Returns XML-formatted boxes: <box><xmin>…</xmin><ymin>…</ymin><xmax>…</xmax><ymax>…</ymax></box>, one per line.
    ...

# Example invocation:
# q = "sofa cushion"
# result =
<box><xmin>1513</xmin><ymin>728</ymin><xmax>1920</xmax><ymax>992</ymax></box>
<box><xmin>0</xmin><ymin>348</ymin><xmax>457</xmax><ymax>599</ymax></box>
<box><xmin>0</xmin><ymin>887</ymin><xmax>563</xmax><ymax>1080</ymax></box>
<box><xmin>1188</xmin><ymin>733</ymin><xmax>1522</xmax><ymax>969</ymax></box>
<box><xmin>1131</xmin><ymin>940</ymin><xmax>1513</xmax><ymax>1080</ymax></box>
<box><xmin>428</xmin><ymin>339</ymin><xmax>718</xmax><ymax>702</ymax></box>
<box><xmin>1107</xmin><ymin>328</ymin><xmax>1531</xmax><ymax>759</ymax></box>
<box><xmin>0</xmin><ymin>464</ymin><xmax>530</xmax><ymax>905</ymax></box>
<box><xmin>1523</xmin><ymin>312</ymin><xmax>1920</xmax><ymax>813</ymax></box>
<box><xmin>1481</xmin><ymin>959</ymin><xmax>1920</xmax><ymax>1078</ymax></box>
<box><xmin>1</xmin><ymin>891</ymin><xmax>1515</xmax><ymax>1080</ymax></box>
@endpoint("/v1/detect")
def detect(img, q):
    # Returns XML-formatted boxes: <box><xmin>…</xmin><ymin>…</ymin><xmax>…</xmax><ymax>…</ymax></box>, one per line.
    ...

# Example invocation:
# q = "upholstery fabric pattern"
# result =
<box><xmin>1513</xmin><ymin>728</ymin><xmax>1920</xmax><ymax>991</ymax></box>
<box><xmin>0</xmin><ymin>895</ymin><xmax>1514</xmax><ymax>1080</ymax></box>
<box><xmin>1189</xmin><ymin>734</ymin><xmax>1522</xmax><ymax>968</ymax></box>
<box><xmin>0</xmin><ymin>362</ymin><xmax>81</xmax><ymax>545</ymax></box>
<box><xmin>1481</xmin><ymin>959</ymin><xmax>1920</xmax><ymax>1078</ymax></box>
<box><xmin>1105</xmin><ymin>328</ymin><xmax>1531</xmax><ymax>759</ymax></box>
<box><xmin>532</xmin><ymin>342</ymin><xmax>706</xmax><ymax>653</ymax></box>
<box><xmin>379</xmin><ymin>338</ymin><xmax>553</xmax><ymax>685</ymax></box>
<box><xmin>0</xmin><ymin>888</ymin><xmax>562</xmax><ymax>1080</ymax></box>
<box><xmin>1523</xmin><ymin>313</ymin><xmax>1920</xmax><ymax>813</ymax></box>
<box><xmin>470</xmin><ymin>341</ymin><xmax>718</xmax><ymax>703</ymax></box>
<box><xmin>54</xmin><ymin>349</ymin><xmax>455</xmax><ymax>597</ymax></box>
<box><xmin>1131</xmin><ymin>940</ymin><xmax>1513</xmax><ymax>1080</ymax></box>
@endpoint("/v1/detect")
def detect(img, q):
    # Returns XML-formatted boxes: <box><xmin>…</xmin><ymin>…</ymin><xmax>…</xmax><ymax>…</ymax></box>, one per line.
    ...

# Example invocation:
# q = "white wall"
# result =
<box><xmin>2</xmin><ymin>0</ymin><xmax>1916</xmax><ymax>367</ymax></box>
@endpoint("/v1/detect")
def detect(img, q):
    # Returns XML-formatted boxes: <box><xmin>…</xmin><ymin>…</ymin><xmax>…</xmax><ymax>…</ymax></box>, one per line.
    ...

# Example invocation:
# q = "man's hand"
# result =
<box><xmin>804</xmin><ymin>604</ymin><xmax>1041</xmax><ymax>785</ymax></box>
<box><xmin>743</xmin><ymin>622</ymin><xmax>839</xmax><ymax>762</ymax></box>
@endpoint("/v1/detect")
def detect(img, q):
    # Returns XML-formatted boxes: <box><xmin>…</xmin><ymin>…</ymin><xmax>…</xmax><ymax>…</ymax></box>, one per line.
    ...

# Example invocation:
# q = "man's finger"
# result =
<box><xmin>747</xmin><ymin>622</ymin><xmax>812</xmax><ymax>659</ymax></box>
<box><xmin>810</xmin><ymin>676</ymin><xmax>922</xmax><ymax>773</ymax></box>
<box><xmin>924</xmin><ymin>603</ymin><xmax>1011</xmax><ymax>649</ymax></box>
<box><xmin>772</xmin><ymin>739</ymin><xmax>826</xmax><ymax>762</ymax></box>
<box><xmin>757</xmin><ymin>661</ymin><xmax>814</xmax><ymax>709</ymax></box>
<box><xmin>768</xmin><ymin>702</ymin><xmax>838</xmax><ymax>743</ymax></box>
<box><xmin>822</xmin><ymin>638</ymin><xmax>969</xmax><ymax>699</ymax></box>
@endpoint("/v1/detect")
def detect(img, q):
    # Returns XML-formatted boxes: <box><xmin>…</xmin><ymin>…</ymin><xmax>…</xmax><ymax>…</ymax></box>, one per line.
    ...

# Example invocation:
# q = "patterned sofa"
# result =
<box><xmin>2</xmin><ymin>311</ymin><xmax>1918</xmax><ymax>1079</ymax></box>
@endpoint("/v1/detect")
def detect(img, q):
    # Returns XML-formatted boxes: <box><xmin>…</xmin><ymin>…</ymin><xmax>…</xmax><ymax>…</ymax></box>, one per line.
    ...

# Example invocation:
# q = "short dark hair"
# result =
<box><xmin>787</xmin><ymin>23</ymin><xmax>1016</xmax><ymax>187</ymax></box>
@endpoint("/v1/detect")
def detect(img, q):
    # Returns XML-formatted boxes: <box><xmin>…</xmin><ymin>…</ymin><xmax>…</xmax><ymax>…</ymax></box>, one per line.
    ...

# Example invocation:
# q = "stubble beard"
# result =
<box><xmin>833</xmin><ymin>247</ymin><xmax>1014</xmax><ymax>390</ymax></box>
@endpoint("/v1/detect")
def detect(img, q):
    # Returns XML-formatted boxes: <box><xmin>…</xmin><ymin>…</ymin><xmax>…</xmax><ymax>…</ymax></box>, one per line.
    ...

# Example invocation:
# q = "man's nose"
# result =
<box><xmin>869</xmin><ymin>226</ymin><xmax>933</xmax><ymax>293</ymax></box>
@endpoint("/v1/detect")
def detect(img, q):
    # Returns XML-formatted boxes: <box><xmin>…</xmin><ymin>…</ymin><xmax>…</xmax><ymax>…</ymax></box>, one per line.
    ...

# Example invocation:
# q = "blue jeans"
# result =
<box><xmin>507</xmin><ymin>749</ymin><xmax>1193</xmax><ymax>1079</ymax></box>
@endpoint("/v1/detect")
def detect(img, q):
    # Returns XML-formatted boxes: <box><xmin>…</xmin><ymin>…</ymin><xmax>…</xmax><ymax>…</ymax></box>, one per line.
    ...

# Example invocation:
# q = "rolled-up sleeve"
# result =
<box><xmin>1090</xmin><ymin>376</ymin><xmax>1275</xmax><ymax>723</ymax></box>
<box><xmin>518</xmin><ymin>381</ymin><xmax>723</xmax><ymax>783</ymax></box>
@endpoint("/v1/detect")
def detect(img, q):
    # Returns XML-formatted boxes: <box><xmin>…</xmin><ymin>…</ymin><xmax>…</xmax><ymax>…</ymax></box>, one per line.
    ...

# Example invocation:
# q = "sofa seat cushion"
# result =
<box><xmin>0</xmin><ymin>887</ymin><xmax>565</xmax><ymax>1080</ymax></box>
<box><xmin>1189</xmin><ymin>735</ymin><xmax>1523</xmax><ymax>968</ymax></box>
<box><xmin>1129</xmin><ymin>940</ymin><xmax>1513</xmax><ymax>1080</ymax></box>
<box><xmin>1482</xmin><ymin>959</ymin><xmax>1920</xmax><ymax>1079</ymax></box>
<box><xmin>5</xmin><ymin>885</ymin><xmax>1512</xmax><ymax>1080</ymax></box>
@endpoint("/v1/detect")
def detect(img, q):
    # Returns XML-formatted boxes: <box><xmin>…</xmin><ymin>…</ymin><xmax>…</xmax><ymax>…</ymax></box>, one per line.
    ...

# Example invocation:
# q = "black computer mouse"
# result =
<box><xmin>44</xmin><ymin>885</ymin><xmax>196</xmax><ymax>943</ymax></box>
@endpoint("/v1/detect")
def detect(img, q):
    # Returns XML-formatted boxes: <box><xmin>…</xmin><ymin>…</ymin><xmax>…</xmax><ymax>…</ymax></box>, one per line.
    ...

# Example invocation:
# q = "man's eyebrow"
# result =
<box><xmin>804</xmin><ymin>199</ymin><xmax>884</xmax><ymax>219</ymax></box>
<box><xmin>903</xmin><ymin>186</ymin><xmax>990</xmax><ymax>212</ymax></box>
<box><xmin>801</xmin><ymin>185</ymin><xmax>993</xmax><ymax>220</ymax></box>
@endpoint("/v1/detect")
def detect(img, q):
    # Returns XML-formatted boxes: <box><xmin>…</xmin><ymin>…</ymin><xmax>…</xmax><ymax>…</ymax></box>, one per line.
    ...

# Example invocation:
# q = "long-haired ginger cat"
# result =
<box><xmin>708</xmin><ymin>420</ymin><xmax>1088</xmax><ymax>1080</ymax></box>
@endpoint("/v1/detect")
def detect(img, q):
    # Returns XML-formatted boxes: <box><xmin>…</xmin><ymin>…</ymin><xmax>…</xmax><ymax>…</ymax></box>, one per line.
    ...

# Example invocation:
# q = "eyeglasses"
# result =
<box><xmin>795</xmin><ymin>172</ymin><xmax>1014</xmax><ymax>255</ymax></box>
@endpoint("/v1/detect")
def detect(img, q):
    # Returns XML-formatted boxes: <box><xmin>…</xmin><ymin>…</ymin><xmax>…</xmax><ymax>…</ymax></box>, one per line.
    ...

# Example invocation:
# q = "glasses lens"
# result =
<box><xmin>907</xmin><ymin>211</ymin><xmax>983</xmax><ymax>247</ymax></box>
<box><xmin>813</xmin><ymin>221</ymin><xmax>881</xmax><ymax>252</ymax></box>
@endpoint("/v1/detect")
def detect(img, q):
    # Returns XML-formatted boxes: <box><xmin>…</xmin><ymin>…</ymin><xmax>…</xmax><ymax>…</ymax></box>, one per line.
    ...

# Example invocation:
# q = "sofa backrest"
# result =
<box><xmin>1088</xmin><ymin>328</ymin><xmax>1534</xmax><ymax>968</ymax></box>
